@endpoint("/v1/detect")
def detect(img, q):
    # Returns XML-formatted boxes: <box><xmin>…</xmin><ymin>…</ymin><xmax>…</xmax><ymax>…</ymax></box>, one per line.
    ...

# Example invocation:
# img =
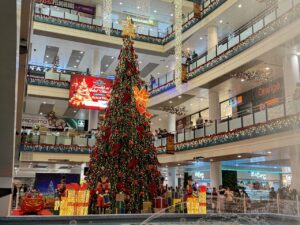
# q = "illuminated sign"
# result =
<box><xmin>69</xmin><ymin>75</ymin><xmax>112</xmax><ymax>110</ymax></box>
<box><xmin>131</xmin><ymin>17</ymin><xmax>155</xmax><ymax>26</ymax></box>
<box><xmin>195</xmin><ymin>172</ymin><xmax>204</xmax><ymax>179</ymax></box>
<box><xmin>250</xmin><ymin>172</ymin><xmax>267</xmax><ymax>180</ymax></box>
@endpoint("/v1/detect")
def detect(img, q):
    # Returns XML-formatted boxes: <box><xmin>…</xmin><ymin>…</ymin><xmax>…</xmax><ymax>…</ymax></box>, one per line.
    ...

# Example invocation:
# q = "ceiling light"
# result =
<box><xmin>274</xmin><ymin>166</ymin><xmax>278</xmax><ymax>169</ymax></box>
<box><xmin>297</xmin><ymin>52</ymin><xmax>300</xmax><ymax>55</ymax></box>
<box><xmin>200</xmin><ymin>37</ymin><xmax>203</xmax><ymax>40</ymax></box>
<box><xmin>153</xmin><ymin>10</ymin><xmax>157</xmax><ymax>13</ymax></box>
<box><xmin>157</xmin><ymin>72</ymin><xmax>160</xmax><ymax>75</ymax></box>
<box><xmin>170</xmin><ymin>13</ymin><xmax>174</xmax><ymax>17</ymax></box>
<box><xmin>237</xmin><ymin>155</ymin><xmax>242</xmax><ymax>158</ymax></box>
<box><xmin>139</xmin><ymin>61</ymin><xmax>142</xmax><ymax>64</ymax></box>
<box><xmin>178</xmin><ymin>95</ymin><xmax>182</xmax><ymax>99</ymax></box>
<box><xmin>45</xmin><ymin>61</ymin><xmax>48</xmax><ymax>64</ymax></box>
<box><xmin>265</xmin><ymin>67</ymin><xmax>270</xmax><ymax>71</ymax></box>
<box><xmin>101</xmin><ymin>71</ymin><xmax>104</xmax><ymax>74</ymax></box>
<box><xmin>119</xmin><ymin>2</ymin><xmax>123</xmax><ymax>5</ymax></box>
<box><xmin>80</xmin><ymin>51</ymin><xmax>84</xmax><ymax>54</ymax></box>
<box><xmin>42</xmin><ymin>101</ymin><xmax>46</xmax><ymax>104</ymax></box>
<box><xmin>158</xmin><ymin>118</ymin><xmax>161</xmax><ymax>121</ymax></box>
<box><xmin>238</xmin><ymin>4</ymin><xmax>242</xmax><ymax>8</ymax></box>
<box><xmin>137</xmin><ymin>6</ymin><xmax>140</xmax><ymax>9</ymax></box>
<box><xmin>210</xmin><ymin>159</ymin><xmax>214</xmax><ymax>162</ymax></box>
<box><xmin>200</xmin><ymin>97</ymin><xmax>203</xmax><ymax>101</ymax></box>
<box><xmin>267</xmin><ymin>151</ymin><xmax>272</xmax><ymax>154</ymax></box>
<box><xmin>241</xmin><ymin>78</ymin><xmax>245</xmax><ymax>82</ymax></box>
<box><xmin>169</xmin><ymin>100</ymin><xmax>172</xmax><ymax>104</ymax></box>
<box><xmin>74</xmin><ymin>110</ymin><xmax>77</xmax><ymax>113</ymax></box>
<box><xmin>76</xmin><ymin>59</ymin><xmax>80</xmax><ymax>63</ymax></box>
<box><xmin>166</xmin><ymin>65</ymin><xmax>169</xmax><ymax>68</ymax></box>
<box><xmin>106</xmin><ymin>64</ymin><xmax>109</xmax><ymax>67</ymax></box>
<box><xmin>111</xmin><ymin>56</ymin><xmax>114</xmax><ymax>59</ymax></box>
<box><xmin>190</xmin><ymin>103</ymin><xmax>193</xmax><ymax>106</ymax></box>
<box><xmin>46</xmin><ymin>55</ymin><xmax>49</xmax><ymax>58</ymax></box>
<box><xmin>74</xmin><ymin>65</ymin><xmax>77</xmax><ymax>68</ymax></box>
<box><xmin>219</xmin><ymin>20</ymin><xmax>223</xmax><ymax>24</ymax></box>
<box><xmin>39</xmin><ymin>112</ymin><xmax>43</xmax><ymax>115</ymax></box>
<box><xmin>187</xmin><ymin>48</ymin><xmax>190</xmax><ymax>51</ymax></box>
<box><xmin>177</xmin><ymin>163</ymin><xmax>181</xmax><ymax>166</ymax></box>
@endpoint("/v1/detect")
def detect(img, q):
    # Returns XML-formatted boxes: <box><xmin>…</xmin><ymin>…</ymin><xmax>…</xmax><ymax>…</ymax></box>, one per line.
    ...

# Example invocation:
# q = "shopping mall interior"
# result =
<box><xmin>1</xmin><ymin>0</ymin><xmax>300</xmax><ymax>224</ymax></box>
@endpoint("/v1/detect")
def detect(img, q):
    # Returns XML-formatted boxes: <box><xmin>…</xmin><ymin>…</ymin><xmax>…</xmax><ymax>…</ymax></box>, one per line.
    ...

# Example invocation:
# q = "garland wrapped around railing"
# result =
<box><xmin>33</xmin><ymin>0</ymin><xmax>227</xmax><ymax>46</ymax></box>
<box><xmin>27</xmin><ymin>76</ymin><xmax>70</xmax><ymax>89</ymax></box>
<box><xmin>174</xmin><ymin>114</ymin><xmax>300</xmax><ymax>152</ymax></box>
<box><xmin>187</xmin><ymin>3</ymin><xmax>300</xmax><ymax>80</ymax></box>
<box><xmin>19</xmin><ymin>143</ymin><xmax>92</xmax><ymax>154</ymax></box>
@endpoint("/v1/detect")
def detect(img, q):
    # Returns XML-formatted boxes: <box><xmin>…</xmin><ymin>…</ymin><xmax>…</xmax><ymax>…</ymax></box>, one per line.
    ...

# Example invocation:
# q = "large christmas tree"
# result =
<box><xmin>87</xmin><ymin>18</ymin><xmax>161</xmax><ymax>213</ymax></box>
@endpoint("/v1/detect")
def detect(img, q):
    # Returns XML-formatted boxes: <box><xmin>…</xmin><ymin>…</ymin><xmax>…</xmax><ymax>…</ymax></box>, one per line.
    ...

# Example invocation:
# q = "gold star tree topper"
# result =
<box><xmin>122</xmin><ymin>16</ymin><xmax>136</xmax><ymax>38</ymax></box>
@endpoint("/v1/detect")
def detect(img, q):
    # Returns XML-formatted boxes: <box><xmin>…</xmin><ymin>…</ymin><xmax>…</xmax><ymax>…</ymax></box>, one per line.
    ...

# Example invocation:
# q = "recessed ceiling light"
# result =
<box><xmin>267</xmin><ymin>151</ymin><xmax>272</xmax><ymax>154</ymax></box>
<box><xmin>157</xmin><ymin>72</ymin><xmax>160</xmax><ymax>75</ymax></box>
<box><xmin>265</xmin><ymin>67</ymin><xmax>270</xmax><ymax>71</ymax></box>
<box><xmin>187</xmin><ymin>48</ymin><xmax>190</xmax><ymax>51</ymax></box>
<box><xmin>177</xmin><ymin>163</ymin><xmax>181</xmax><ymax>166</ymax></box>
<box><xmin>137</xmin><ymin>6</ymin><xmax>140</xmax><ymax>9</ymax></box>
<box><xmin>237</xmin><ymin>155</ymin><xmax>242</xmax><ymax>158</ymax></box>
<box><xmin>210</xmin><ymin>159</ymin><xmax>214</xmax><ymax>162</ymax></box>
<box><xmin>170</xmin><ymin>13</ymin><xmax>174</xmax><ymax>17</ymax></box>
<box><xmin>42</xmin><ymin>101</ymin><xmax>46</xmax><ymax>104</ymax></box>
<box><xmin>76</xmin><ymin>59</ymin><xmax>80</xmax><ymax>63</ymax></box>
<box><xmin>297</xmin><ymin>52</ymin><xmax>300</xmax><ymax>55</ymax></box>
<box><xmin>200</xmin><ymin>37</ymin><xmax>203</xmax><ymax>40</ymax></box>
<box><xmin>238</xmin><ymin>4</ymin><xmax>242</xmax><ymax>8</ymax></box>
<box><xmin>274</xmin><ymin>166</ymin><xmax>278</xmax><ymax>169</ymax></box>
<box><xmin>139</xmin><ymin>61</ymin><xmax>142</xmax><ymax>64</ymax></box>
<box><xmin>45</xmin><ymin>61</ymin><xmax>48</xmax><ymax>64</ymax></box>
<box><xmin>111</xmin><ymin>56</ymin><xmax>114</xmax><ymax>59</ymax></box>
<box><xmin>74</xmin><ymin>65</ymin><xmax>77</xmax><ymax>68</ymax></box>
<box><xmin>119</xmin><ymin>2</ymin><xmax>123</xmax><ymax>5</ymax></box>
<box><xmin>40</xmin><ymin>112</ymin><xmax>43</xmax><ymax>115</ymax></box>
<box><xmin>166</xmin><ymin>65</ymin><xmax>169</xmax><ymax>68</ymax></box>
<box><xmin>158</xmin><ymin>118</ymin><xmax>162</xmax><ymax>121</ymax></box>
<box><xmin>46</xmin><ymin>55</ymin><xmax>49</xmax><ymax>58</ymax></box>
<box><xmin>74</xmin><ymin>110</ymin><xmax>77</xmax><ymax>113</ymax></box>
<box><xmin>169</xmin><ymin>100</ymin><xmax>172</xmax><ymax>104</ymax></box>
<box><xmin>200</xmin><ymin>97</ymin><xmax>203</xmax><ymax>101</ymax></box>
<box><xmin>80</xmin><ymin>51</ymin><xmax>84</xmax><ymax>54</ymax></box>
<box><xmin>153</xmin><ymin>10</ymin><xmax>157</xmax><ymax>13</ymax></box>
<box><xmin>241</xmin><ymin>78</ymin><xmax>245</xmax><ymax>82</ymax></box>
<box><xmin>219</xmin><ymin>20</ymin><xmax>223</xmax><ymax>24</ymax></box>
<box><xmin>178</xmin><ymin>95</ymin><xmax>182</xmax><ymax>98</ymax></box>
<box><xmin>190</xmin><ymin>103</ymin><xmax>193</xmax><ymax>106</ymax></box>
<box><xmin>106</xmin><ymin>64</ymin><xmax>109</xmax><ymax>67</ymax></box>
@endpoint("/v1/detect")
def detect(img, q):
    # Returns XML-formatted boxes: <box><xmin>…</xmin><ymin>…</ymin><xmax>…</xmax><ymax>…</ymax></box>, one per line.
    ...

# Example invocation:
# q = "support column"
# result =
<box><xmin>207</xmin><ymin>26</ymin><xmax>218</xmax><ymax>51</ymax></box>
<box><xmin>95</xmin><ymin>4</ymin><xmax>103</xmax><ymax>19</ymax></box>
<box><xmin>0</xmin><ymin>0</ymin><xmax>20</xmax><ymax>216</ymax></box>
<box><xmin>167</xmin><ymin>113</ymin><xmax>176</xmax><ymax>133</ymax></box>
<box><xmin>210</xmin><ymin>161</ymin><xmax>222</xmax><ymax>189</ymax></box>
<box><xmin>92</xmin><ymin>48</ymin><xmax>101</xmax><ymax>76</ymax></box>
<box><xmin>283</xmin><ymin>54</ymin><xmax>300</xmax><ymax>100</ymax></box>
<box><xmin>167</xmin><ymin>167</ymin><xmax>177</xmax><ymax>188</ymax></box>
<box><xmin>209</xmin><ymin>90</ymin><xmax>221</xmax><ymax>121</ymax></box>
<box><xmin>88</xmin><ymin>110</ymin><xmax>99</xmax><ymax>131</ymax></box>
<box><xmin>289</xmin><ymin>147</ymin><xmax>300</xmax><ymax>192</ymax></box>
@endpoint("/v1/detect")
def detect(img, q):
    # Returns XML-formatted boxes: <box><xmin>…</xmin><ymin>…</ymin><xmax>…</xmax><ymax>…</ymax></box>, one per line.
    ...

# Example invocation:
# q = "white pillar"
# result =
<box><xmin>0</xmin><ymin>0</ymin><xmax>20</xmax><ymax>216</ymax></box>
<box><xmin>88</xmin><ymin>110</ymin><xmax>99</xmax><ymax>131</ymax></box>
<box><xmin>95</xmin><ymin>4</ymin><xmax>103</xmax><ymax>18</ymax></box>
<box><xmin>283</xmin><ymin>54</ymin><xmax>300</xmax><ymax>100</ymax></box>
<box><xmin>210</xmin><ymin>161</ymin><xmax>222</xmax><ymax>189</ymax></box>
<box><xmin>92</xmin><ymin>48</ymin><xmax>101</xmax><ymax>76</ymax></box>
<box><xmin>167</xmin><ymin>167</ymin><xmax>177</xmax><ymax>188</ymax></box>
<box><xmin>167</xmin><ymin>113</ymin><xmax>176</xmax><ymax>133</ymax></box>
<box><xmin>289</xmin><ymin>147</ymin><xmax>300</xmax><ymax>192</ymax></box>
<box><xmin>207</xmin><ymin>26</ymin><xmax>218</xmax><ymax>51</ymax></box>
<box><xmin>209</xmin><ymin>90</ymin><xmax>221</xmax><ymax>121</ymax></box>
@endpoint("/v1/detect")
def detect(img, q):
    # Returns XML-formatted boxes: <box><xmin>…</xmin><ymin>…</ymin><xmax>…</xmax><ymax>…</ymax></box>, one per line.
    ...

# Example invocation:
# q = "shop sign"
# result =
<box><xmin>250</xmin><ymin>172</ymin><xmax>267</xmax><ymax>180</ymax></box>
<box><xmin>131</xmin><ymin>17</ymin><xmax>155</xmax><ymax>26</ymax></box>
<box><xmin>22</xmin><ymin>115</ymin><xmax>49</xmax><ymax>128</ymax></box>
<box><xmin>36</xmin><ymin>0</ymin><xmax>95</xmax><ymax>15</ymax></box>
<box><xmin>166</xmin><ymin>134</ymin><xmax>175</xmax><ymax>154</ymax></box>
<box><xmin>253</xmin><ymin>79</ymin><xmax>283</xmax><ymax>101</ymax></box>
<box><xmin>69</xmin><ymin>75</ymin><xmax>112</xmax><ymax>110</ymax></box>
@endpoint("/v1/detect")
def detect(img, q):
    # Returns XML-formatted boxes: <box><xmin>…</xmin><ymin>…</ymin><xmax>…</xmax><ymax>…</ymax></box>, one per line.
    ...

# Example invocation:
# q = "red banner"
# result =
<box><xmin>69</xmin><ymin>75</ymin><xmax>112</xmax><ymax>110</ymax></box>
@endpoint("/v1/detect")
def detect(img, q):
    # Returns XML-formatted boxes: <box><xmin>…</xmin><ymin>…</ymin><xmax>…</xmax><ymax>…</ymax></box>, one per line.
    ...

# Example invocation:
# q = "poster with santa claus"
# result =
<box><xmin>69</xmin><ymin>75</ymin><xmax>112</xmax><ymax>110</ymax></box>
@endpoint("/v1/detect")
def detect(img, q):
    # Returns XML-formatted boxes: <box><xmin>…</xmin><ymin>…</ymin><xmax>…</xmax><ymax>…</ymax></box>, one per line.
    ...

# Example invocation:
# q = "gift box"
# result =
<box><xmin>143</xmin><ymin>201</ymin><xmax>152</xmax><ymax>210</ymax></box>
<box><xmin>154</xmin><ymin>197</ymin><xmax>167</xmax><ymax>209</ymax></box>
<box><xmin>116</xmin><ymin>193</ymin><xmax>125</xmax><ymax>201</ymax></box>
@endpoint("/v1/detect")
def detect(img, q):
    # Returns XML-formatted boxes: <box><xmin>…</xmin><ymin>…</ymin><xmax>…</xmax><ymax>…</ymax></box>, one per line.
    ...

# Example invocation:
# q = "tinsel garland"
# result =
<box><xmin>20</xmin><ymin>143</ymin><xmax>92</xmax><ymax>154</ymax></box>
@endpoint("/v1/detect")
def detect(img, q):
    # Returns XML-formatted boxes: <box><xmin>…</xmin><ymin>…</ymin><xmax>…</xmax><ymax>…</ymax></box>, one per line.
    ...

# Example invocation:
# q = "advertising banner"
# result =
<box><xmin>69</xmin><ymin>75</ymin><xmax>112</xmax><ymax>110</ymax></box>
<box><xmin>166</xmin><ymin>133</ymin><xmax>175</xmax><ymax>154</ymax></box>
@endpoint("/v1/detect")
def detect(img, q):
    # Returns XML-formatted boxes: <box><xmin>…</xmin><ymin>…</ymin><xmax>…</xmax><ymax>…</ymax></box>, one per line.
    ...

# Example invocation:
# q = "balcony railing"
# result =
<box><xmin>33</xmin><ymin>0</ymin><xmax>227</xmax><ymax>45</ymax></box>
<box><xmin>187</xmin><ymin>0</ymin><xmax>300</xmax><ymax>79</ymax></box>
<box><xmin>19</xmin><ymin>97</ymin><xmax>300</xmax><ymax>156</ymax></box>
<box><xmin>154</xmin><ymin>98</ymin><xmax>300</xmax><ymax>153</ymax></box>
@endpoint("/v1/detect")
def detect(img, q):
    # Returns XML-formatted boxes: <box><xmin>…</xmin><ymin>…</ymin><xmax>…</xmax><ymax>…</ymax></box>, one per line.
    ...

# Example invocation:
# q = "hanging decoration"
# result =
<box><xmin>230</xmin><ymin>69</ymin><xmax>272</xmax><ymax>82</ymax></box>
<box><xmin>103</xmin><ymin>0</ymin><xmax>112</xmax><ymax>35</ymax></box>
<box><xmin>159</xmin><ymin>105</ymin><xmax>186</xmax><ymax>116</ymax></box>
<box><xmin>122</xmin><ymin>16</ymin><xmax>136</xmax><ymax>38</ymax></box>
<box><xmin>133</xmin><ymin>86</ymin><xmax>152</xmax><ymax>118</ymax></box>
<box><xmin>174</xmin><ymin>0</ymin><xmax>183</xmax><ymax>88</ymax></box>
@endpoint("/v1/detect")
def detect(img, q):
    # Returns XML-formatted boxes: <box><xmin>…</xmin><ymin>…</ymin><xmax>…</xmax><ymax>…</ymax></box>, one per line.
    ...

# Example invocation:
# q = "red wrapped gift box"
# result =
<box><xmin>154</xmin><ymin>197</ymin><xmax>167</xmax><ymax>209</ymax></box>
